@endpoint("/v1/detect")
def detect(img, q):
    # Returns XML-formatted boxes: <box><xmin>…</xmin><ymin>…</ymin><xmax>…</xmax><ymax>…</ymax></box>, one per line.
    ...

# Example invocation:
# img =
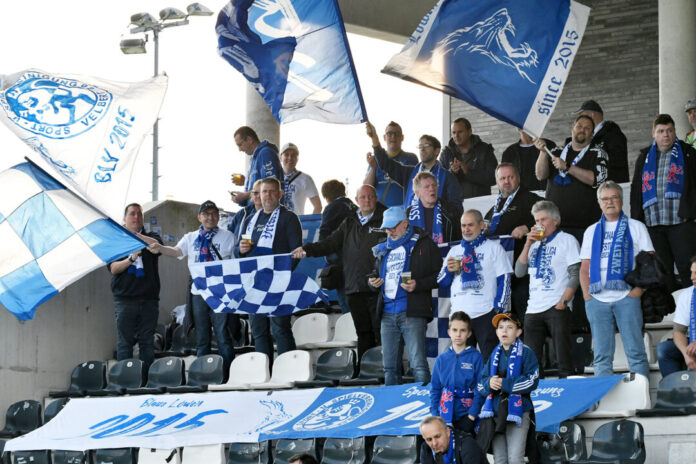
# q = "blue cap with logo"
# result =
<box><xmin>380</xmin><ymin>206</ymin><xmax>407</xmax><ymax>229</ymax></box>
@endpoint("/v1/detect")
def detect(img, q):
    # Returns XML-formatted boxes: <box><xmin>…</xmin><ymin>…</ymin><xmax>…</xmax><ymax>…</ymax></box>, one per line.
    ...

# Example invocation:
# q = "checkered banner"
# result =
<box><xmin>189</xmin><ymin>254</ymin><xmax>329</xmax><ymax>316</ymax></box>
<box><xmin>0</xmin><ymin>162</ymin><xmax>146</xmax><ymax>320</ymax></box>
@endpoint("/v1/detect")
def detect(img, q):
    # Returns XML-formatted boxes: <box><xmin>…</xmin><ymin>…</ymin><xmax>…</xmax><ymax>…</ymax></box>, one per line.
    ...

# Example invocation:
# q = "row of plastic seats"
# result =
<box><xmin>291</xmin><ymin>313</ymin><xmax>357</xmax><ymax>350</ymax></box>
<box><xmin>156</xmin><ymin>318</ymin><xmax>253</xmax><ymax>359</ymax></box>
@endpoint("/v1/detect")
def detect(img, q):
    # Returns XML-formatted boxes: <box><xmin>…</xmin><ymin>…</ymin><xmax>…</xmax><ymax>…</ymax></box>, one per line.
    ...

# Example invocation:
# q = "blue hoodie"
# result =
<box><xmin>430</xmin><ymin>346</ymin><xmax>485</xmax><ymax>420</ymax></box>
<box><xmin>244</xmin><ymin>140</ymin><xmax>282</xmax><ymax>201</ymax></box>
<box><xmin>477</xmin><ymin>342</ymin><xmax>539</xmax><ymax>414</ymax></box>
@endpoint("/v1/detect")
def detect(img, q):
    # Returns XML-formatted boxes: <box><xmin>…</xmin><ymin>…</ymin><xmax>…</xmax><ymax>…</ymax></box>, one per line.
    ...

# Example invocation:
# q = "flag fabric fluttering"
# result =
<box><xmin>216</xmin><ymin>0</ymin><xmax>366</xmax><ymax>124</ymax></box>
<box><xmin>382</xmin><ymin>0</ymin><xmax>590</xmax><ymax>137</ymax></box>
<box><xmin>189</xmin><ymin>253</ymin><xmax>329</xmax><ymax>316</ymax></box>
<box><xmin>0</xmin><ymin>162</ymin><xmax>146</xmax><ymax>320</ymax></box>
<box><xmin>0</xmin><ymin>69</ymin><xmax>168</xmax><ymax>220</ymax></box>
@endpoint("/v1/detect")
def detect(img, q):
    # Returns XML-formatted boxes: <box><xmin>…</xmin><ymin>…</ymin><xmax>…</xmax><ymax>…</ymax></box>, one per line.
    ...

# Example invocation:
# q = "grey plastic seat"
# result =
<box><xmin>575</xmin><ymin>419</ymin><xmax>645</xmax><ymax>464</ymax></box>
<box><xmin>49</xmin><ymin>361</ymin><xmax>106</xmax><ymax>398</ymax></box>
<box><xmin>53</xmin><ymin>450</ymin><xmax>88</xmax><ymax>464</ymax></box>
<box><xmin>537</xmin><ymin>421</ymin><xmax>587</xmax><ymax>463</ymax></box>
<box><xmin>126</xmin><ymin>357</ymin><xmax>185</xmax><ymax>395</ymax></box>
<box><xmin>93</xmin><ymin>448</ymin><xmax>136</xmax><ymax>464</ymax></box>
<box><xmin>167</xmin><ymin>354</ymin><xmax>224</xmax><ymax>393</ymax></box>
<box><xmin>87</xmin><ymin>359</ymin><xmax>145</xmax><ymax>396</ymax></box>
<box><xmin>295</xmin><ymin>348</ymin><xmax>357</xmax><ymax>388</ymax></box>
<box><xmin>340</xmin><ymin>346</ymin><xmax>383</xmax><ymax>386</ymax></box>
<box><xmin>321</xmin><ymin>437</ymin><xmax>366</xmax><ymax>464</ymax></box>
<box><xmin>226</xmin><ymin>441</ymin><xmax>270</xmax><ymax>464</ymax></box>
<box><xmin>13</xmin><ymin>450</ymin><xmax>51</xmax><ymax>464</ymax></box>
<box><xmin>274</xmin><ymin>439</ymin><xmax>316</xmax><ymax>464</ymax></box>
<box><xmin>637</xmin><ymin>369</ymin><xmax>696</xmax><ymax>417</ymax></box>
<box><xmin>370</xmin><ymin>435</ymin><xmax>417</xmax><ymax>464</ymax></box>
<box><xmin>0</xmin><ymin>400</ymin><xmax>42</xmax><ymax>438</ymax></box>
<box><xmin>44</xmin><ymin>398</ymin><xmax>70</xmax><ymax>423</ymax></box>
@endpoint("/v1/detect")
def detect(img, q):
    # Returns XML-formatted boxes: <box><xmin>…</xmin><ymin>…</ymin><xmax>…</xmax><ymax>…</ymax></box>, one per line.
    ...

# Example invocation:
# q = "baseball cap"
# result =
<box><xmin>380</xmin><ymin>206</ymin><xmax>407</xmax><ymax>229</ymax></box>
<box><xmin>199</xmin><ymin>200</ymin><xmax>219</xmax><ymax>214</ymax></box>
<box><xmin>492</xmin><ymin>312</ymin><xmax>522</xmax><ymax>329</ymax></box>
<box><xmin>574</xmin><ymin>99</ymin><xmax>603</xmax><ymax>114</ymax></box>
<box><xmin>280</xmin><ymin>142</ymin><xmax>299</xmax><ymax>154</ymax></box>
<box><xmin>685</xmin><ymin>98</ymin><xmax>696</xmax><ymax>112</ymax></box>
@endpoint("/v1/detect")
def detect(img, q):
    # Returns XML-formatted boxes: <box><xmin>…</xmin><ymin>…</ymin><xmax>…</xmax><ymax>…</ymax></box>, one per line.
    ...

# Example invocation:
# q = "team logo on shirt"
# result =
<box><xmin>539</xmin><ymin>267</ymin><xmax>556</xmax><ymax>285</ymax></box>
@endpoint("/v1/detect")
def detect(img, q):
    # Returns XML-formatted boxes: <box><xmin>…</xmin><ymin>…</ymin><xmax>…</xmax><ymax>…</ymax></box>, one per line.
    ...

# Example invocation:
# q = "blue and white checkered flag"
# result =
<box><xmin>0</xmin><ymin>162</ymin><xmax>146</xmax><ymax>320</ymax></box>
<box><xmin>189</xmin><ymin>254</ymin><xmax>329</xmax><ymax>316</ymax></box>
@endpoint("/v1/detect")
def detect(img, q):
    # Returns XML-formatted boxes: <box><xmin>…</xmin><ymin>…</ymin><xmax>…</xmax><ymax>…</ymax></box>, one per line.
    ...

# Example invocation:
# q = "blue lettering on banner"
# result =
<box><xmin>536</xmin><ymin>29</ymin><xmax>579</xmax><ymax>116</ymax></box>
<box><xmin>94</xmin><ymin>107</ymin><xmax>135</xmax><ymax>183</ymax></box>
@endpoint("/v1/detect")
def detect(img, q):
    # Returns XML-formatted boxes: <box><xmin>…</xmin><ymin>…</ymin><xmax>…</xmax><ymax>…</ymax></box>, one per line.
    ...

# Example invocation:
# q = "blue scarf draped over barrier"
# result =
<box><xmin>589</xmin><ymin>213</ymin><xmax>633</xmax><ymax>294</ymax></box>
<box><xmin>641</xmin><ymin>140</ymin><xmax>685</xmax><ymax>209</ymax></box>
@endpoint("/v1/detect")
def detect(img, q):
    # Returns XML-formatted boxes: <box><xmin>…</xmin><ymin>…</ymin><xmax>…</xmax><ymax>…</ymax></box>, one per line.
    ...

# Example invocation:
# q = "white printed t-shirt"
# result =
<box><xmin>284</xmin><ymin>171</ymin><xmax>319</xmax><ymax>215</ymax></box>
<box><xmin>176</xmin><ymin>228</ymin><xmax>236</xmax><ymax>295</ymax></box>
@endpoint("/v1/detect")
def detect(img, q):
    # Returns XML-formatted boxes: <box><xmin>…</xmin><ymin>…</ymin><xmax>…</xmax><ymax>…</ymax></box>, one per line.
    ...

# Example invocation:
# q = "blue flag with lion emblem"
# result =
<box><xmin>382</xmin><ymin>0</ymin><xmax>590</xmax><ymax>137</ymax></box>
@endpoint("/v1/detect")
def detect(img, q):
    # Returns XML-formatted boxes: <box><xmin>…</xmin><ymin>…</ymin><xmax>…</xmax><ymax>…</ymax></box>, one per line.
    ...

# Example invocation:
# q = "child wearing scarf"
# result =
<box><xmin>477</xmin><ymin>313</ymin><xmax>539</xmax><ymax>464</ymax></box>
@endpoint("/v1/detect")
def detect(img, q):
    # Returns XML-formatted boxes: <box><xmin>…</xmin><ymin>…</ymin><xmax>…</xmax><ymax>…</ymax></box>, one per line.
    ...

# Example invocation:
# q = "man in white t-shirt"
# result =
<box><xmin>437</xmin><ymin>209</ymin><xmax>512</xmax><ymax>359</ymax></box>
<box><xmin>515</xmin><ymin>200</ymin><xmax>580</xmax><ymax>377</ymax></box>
<box><xmin>580</xmin><ymin>181</ymin><xmax>654</xmax><ymax>377</ymax></box>
<box><xmin>657</xmin><ymin>256</ymin><xmax>696</xmax><ymax>378</ymax></box>
<box><xmin>279</xmin><ymin>143</ymin><xmax>321</xmax><ymax>215</ymax></box>
<box><xmin>150</xmin><ymin>200</ymin><xmax>237</xmax><ymax>370</ymax></box>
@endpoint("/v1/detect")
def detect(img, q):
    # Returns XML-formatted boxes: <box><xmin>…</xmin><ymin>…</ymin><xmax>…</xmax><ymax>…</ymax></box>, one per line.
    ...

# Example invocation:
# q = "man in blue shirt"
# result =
<box><xmin>231</xmin><ymin>126</ymin><xmax>282</xmax><ymax>206</ymax></box>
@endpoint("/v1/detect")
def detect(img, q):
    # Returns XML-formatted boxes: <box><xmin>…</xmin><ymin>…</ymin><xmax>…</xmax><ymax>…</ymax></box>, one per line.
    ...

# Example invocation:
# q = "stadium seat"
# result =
<box><xmin>0</xmin><ymin>440</ymin><xmax>9</xmax><ymax>464</ymax></box>
<box><xmin>292</xmin><ymin>313</ymin><xmax>331</xmax><ymax>349</ymax></box>
<box><xmin>137</xmin><ymin>448</ymin><xmax>181</xmax><ymax>464</ymax></box>
<box><xmin>370</xmin><ymin>435</ymin><xmax>417</xmax><ymax>464</ymax></box>
<box><xmin>44</xmin><ymin>398</ymin><xmax>70</xmax><ymax>423</ymax></box>
<box><xmin>226</xmin><ymin>441</ymin><xmax>270</xmax><ymax>464</ymax></box>
<box><xmin>274</xmin><ymin>439</ymin><xmax>316</xmax><ymax>464</ymax></box>
<box><xmin>126</xmin><ymin>357</ymin><xmax>185</xmax><ymax>395</ymax></box>
<box><xmin>49</xmin><ymin>361</ymin><xmax>106</xmax><ymax>398</ymax></box>
<box><xmin>0</xmin><ymin>400</ymin><xmax>42</xmax><ymax>438</ymax></box>
<box><xmin>53</xmin><ymin>450</ymin><xmax>89</xmax><ymax>464</ymax></box>
<box><xmin>13</xmin><ymin>450</ymin><xmax>51</xmax><ymax>464</ymax></box>
<box><xmin>580</xmin><ymin>373</ymin><xmax>650</xmax><ymax>418</ymax></box>
<box><xmin>537</xmin><ymin>421</ymin><xmax>587</xmax><ymax>463</ymax></box>
<box><xmin>312</xmin><ymin>313</ymin><xmax>358</xmax><ymax>349</ymax></box>
<box><xmin>340</xmin><ymin>346</ymin><xmax>384</xmax><ymax>386</ymax></box>
<box><xmin>181</xmin><ymin>444</ymin><xmax>225</xmax><ymax>464</ymax></box>
<box><xmin>87</xmin><ymin>359</ymin><xmax>146</xmax><ymax>396</ymax></box>
<box><xmin>295</xmin><ymin>348</ymin><xmax>357</xmax><ymax>388</ymax></box>
<box><xmin>611</xmin><ymin>333</ymin><xmax>653</xmax><ymax>371</ymax></box>
<box><xmin>167</xmin><ymin>354</ymin><xmax>224</xmax><ymax>393</ymax></box>
<box><xmin>637</xmin><ymin>370</ymin><xmax>696</xmax><ymax>417</ymax></box>
<box><xmin>208</xmin><ymin>352</ymin><xmax>270</xmax><ymax>391</ymax></box>
<box><xmin>156</xmin><ymin>326</ymin><xmax>196</xmax><ymax>358</ymax></box>
<box><xmin>247</xmin><ymin>350</ymin><xmax>312</xmax><ymax>390</ymax></box>
<box><xmin>94</xmin><ymin>448</ymin><xmax>137</xmax><ymax>464</ymax></box>
<box><xmin>575</xmin><ymin>419</ymin><xmax>645</xmax><ymax>464</ymax></box>
<box><xmin>570</xmin><ymin>333</ymin><xmax>593</xmax><ymax>375</ymax></box>
<box><xmin>321</xmin><ymin>437</ymin><xmax>366</xmax><ymax>464</ymax></box>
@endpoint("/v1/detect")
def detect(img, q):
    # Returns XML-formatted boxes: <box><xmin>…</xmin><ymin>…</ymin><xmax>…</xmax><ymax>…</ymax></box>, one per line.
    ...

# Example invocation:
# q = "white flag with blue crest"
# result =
<box><xmin>0</xmin><ymin>69</ymin><xmax>167</xmax><ymax>219</ymax></box>
<box><xmin>382</xmin><ymin>0</ymin><xmax>590</xmax><ymax>137</ymax></box>
<box><xmin>190</xmin><ymin>253</ymin><xmax>328</xmax><ymax>315</ymax></box>
<box><xmin>0</xmin><ymin>162</ymin><xmax>146</xmax><ymax>321</ymax></box>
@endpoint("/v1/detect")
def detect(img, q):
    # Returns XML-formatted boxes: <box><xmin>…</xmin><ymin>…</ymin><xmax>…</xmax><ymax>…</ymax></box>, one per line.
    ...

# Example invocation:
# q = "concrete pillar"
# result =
<box><xmin>658</xmin><ymin>0</ymin><xmax>696</xmax><ymax>138</ymax></box>
<box><xmin>245</xmin><ymin>83</ymin><xmax>280</xmax><ymax>147</ymax></box>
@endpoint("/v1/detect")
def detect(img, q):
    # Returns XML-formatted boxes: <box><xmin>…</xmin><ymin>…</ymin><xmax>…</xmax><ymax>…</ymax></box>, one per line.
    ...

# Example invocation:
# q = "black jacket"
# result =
<box><xmin>373</xmin><ymin>228</ymin><xmax>443</xmax><ymax>322</ymax></box>
<box><xmin>319</xmin><ymin>196</ymin><xmax>358</xmax><ymax>265</ymax></box>
<box><xmin>303</xmin><ymin>203</ymin><xmax>387</xmax><ymax>294</ymax></box>
<box><xmin>625</xmin><ymin>251</ymin><xmax>676</xmax><ymax>323</ymax></box>
<box><xmin>407</xmin><ymin>200</ymin><xmax>462</xmax><ymax>244</ymax></box>
<box><xmin>630</xmin><ymin>140</ymin><xmax>696</xmax><ymax>222</ymax></box>
<box><xmin>420</xmin><ymin>429</ymin><xmax>487</xmax><ymax>464</ymax></box>
<box><xmin>502</xmin><ymin>138</ymin><xmax>556</xmax><ymax>192</ymax></box>
<box><xmin>440</xmin><ymin>134</ymin><xmax>497</xmax><ymax>199</ymax></box>
<box><xmin>484</xmin><ymin>186</ymin><xmax>543</xmax><ymax>260</ymax></box>
<box><xmin>108</xmin><ymin>230</ymin><xmax>162</xmax><ymax>300</ymax></box>
<box><xmin>565</xmin><ymin>120</ymin><xmax>628</xmax><ymax>183</ymax></box>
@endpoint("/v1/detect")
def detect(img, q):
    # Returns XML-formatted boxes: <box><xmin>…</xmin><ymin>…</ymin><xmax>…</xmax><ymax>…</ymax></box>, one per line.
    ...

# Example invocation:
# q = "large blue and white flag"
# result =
<box><xmin>190</xmin><ymin>253</ymin><xmax>329</xmax><ymax>316</ymax></box>
<box><xmin>382</xmin><ymin>0</ymin><xmax>590</xmax><ymax>137</ymax></box>
<box><xmin>0</xmin><ymin>70</ymin><xmax>168</xmax><ymax>219</ymax></box>
<box><xmin>216</xmin><ymin>0</ymin><xmax>367</xmax><ymax>124</ymax></box>
<box><xmin>0</xmin><ymin>162</ymin><xmax>146</xmax><ymax>320</ymax></box>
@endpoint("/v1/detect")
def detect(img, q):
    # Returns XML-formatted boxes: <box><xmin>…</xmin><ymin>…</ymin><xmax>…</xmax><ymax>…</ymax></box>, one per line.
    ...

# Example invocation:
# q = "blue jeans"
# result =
<box><xmin>585</xmin><ymin>296</ymin><xmax>649</xmax><ymax>377</ymax></box>
<box><xmin>657</xmin><ymin>339</ymin><xmax>688</xmax><ymax>378</ymax></box>
<box><xmin>191</xmin><ymin>295</ymin><xmax>234</xmax><ymax>368</ymax></box>
<box><xmin>336</xmin><ymin>288</ymin><xmax>351</xmax><ymax>314</ymax></box>
<box><xmin>114</xmin><ymin>298</ymin><xmax>159</xmax><ymax>369</ymax></box>
<box><xmin>249</xmin><ymin>314</ymin><xmax>296</xmax><ymax>364</ymax></box>
<box><xmin>381</xmin><ymin>312</ymin><xmax>430</xmax><ymax>385</ymax></box>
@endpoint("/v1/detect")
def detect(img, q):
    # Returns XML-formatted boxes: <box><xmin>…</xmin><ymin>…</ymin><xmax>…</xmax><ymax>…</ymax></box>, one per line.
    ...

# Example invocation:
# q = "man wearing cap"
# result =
<box><xmin>630</xmin><ymin>114</ymin><xmax>696</xmax><ymax>290</ymax></box>
<box><xmin>419</xmin><ymin>416</ymin><xmax>488</xmax><ymax>464</ymax></box>
<box><xmin>231</xmin><ymin>126</ymin><xmax>282</xmax><ymax>206</ymax></box>
<box><xmin>408</xmin><ymin>171</ymin><xmax>461</xmax><ymax>245</ymax></box>
<box><xmin>368</xmin><ymin>206</ymin><xmax>442</xmax><ymax>385</ymax></box>
<box><xmin>574</xmin><ymin>99</ymin><xmax>629</xmax><ymax>183</ymax></box>
<box><xmin>279</xmin><ymin>142</ymin><xmax>322</xmax><ymax>215</ymax></box>
<box><xmin>364</xmin><ymin>121</ymin><xmax>419</xmax><ymax>207</ymax></box>
<box><xmin>438</xmin><ymin>209</ymin><xmax>512</xmax><ymax>359</ymax></box>
<box><xmin>151</xmin><ymin>200</ymin><xmax>237</xmax><ymax>369</ymax></box>
<box><xmin>685</xmin><ymin>98</ymin><xmax>696</xmax><ymax>149</ymax></box>
<box><xmin>238</xmin><ymin>177</ymin><xmax>302</xmax><ymax>363</ymax></box>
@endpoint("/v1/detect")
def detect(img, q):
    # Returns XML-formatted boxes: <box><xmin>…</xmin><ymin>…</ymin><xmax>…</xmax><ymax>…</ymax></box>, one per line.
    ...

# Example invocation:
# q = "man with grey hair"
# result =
<box><xmin>409</xmin><ymin>171</ymin><xmax>461</xmax><ymax>244</ymax></box>
<box><xmin>419</xmin><ymin>415</ymin><xmax>487</xmax><ymax>464</ymax></box>
<box><xmin>581</xmin><ymin>181</ymin><xmax>654</xmax><ymax>377</ymax></box>
<box><xmin>515</xmin><ymin>200</ymin><xmax>580</xmax><ymax>377</ymax></box>
<box><xmin>279</xmin><ymin>142</ymin><xmax>322</xmax><ymax>214</ymax></box>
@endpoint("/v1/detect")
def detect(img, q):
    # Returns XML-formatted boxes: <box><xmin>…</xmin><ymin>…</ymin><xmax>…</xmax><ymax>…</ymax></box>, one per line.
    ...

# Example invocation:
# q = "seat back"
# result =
<box><xmin>581</xmin><ymin>373</ymin><xmax>650</xmax><ymax>417</ymax></box>
<box><xmin>145</xmin><ymin>357</ymin><xmax>185</xmax><ymax>388</ymax></box>
<box><xmin>229</xmin><ymin>352</ymin><xmax>270</xmax><ymax>385</ymax></box>
<box><xmin>370</xmin><ymin>435</ymin><xmax>417</xmax><ymax>464</ymax></box>
<box><xmin>44</xmin><ymin>398</ymin><xmax>70</xmax><ymax>424</ymax></box>
<box><xmin>94</xmin><ymin>448</ymin><xmax>137</xmax><ymax>464</ymax></box>
<box><xmin>53</xmin><ymin>450</ymin><xmax>88</xmax><ymax>464</ymax></box>
<box><xmin>357</xmin><ymin>347</ymin><xmax>383</xmax><ymax>380</ymax></box>
<box><xmin>167</xmin><ymin>326</ymin><xmax>193</xmax><ymax>355</ymax></box>
<box><xmin>655</xmin><ymin>370</ymin><xmax>696</xmax><ymax>409</ymax></box>
<box><xmin>186</xmin><ymin>355</ymin><xmax>224</xmax><ymax>387</ymax></box>
<box><xmin>537</xmin><ymin>421</ymin><xmax>587</xmax><ymax>463</ymax></box>
<box><xmin>109</xmin><ymin>359</ymin><xmax>146</xmax><ymax>390</ymax></box>
<box><xmin>13</xmin><ymin>450</ymin><xmax>51</xmax><ymax>464</ymax></box>
<box><xmin>331</xmin><ymin>313</ymin><xmax>357</xmax><ymax>343</ymax></box>
<box><xmin>569</xmin><ymin>333</ymin><xmax>592</xmax><ymax>374</ymax></box>
<box><xmin>181</xmin><ymin>444</ymin><xmax>225</xmax><ymax>464</ymax></box>
<box><xmin>588</xmin><ymin>419</ymin><xmax>645</xmax><ymax>463</ymax></box>
<box><xmin>321</xmin><ymin>437</ymin><xmax>365</xmax><ymax>464</ymax></box>
<box><xmin>227</xmin><ymin>442</ymin><xmax>269</xmax><ymax>464</ymax></box>
<box><xmin>70</xmin><ymin>361</ymin><xmax>107</xmax><ymax>393</ymax></box>
<box><xmin>270</xmin><ymin>350</ymin><xmax>312</xmax><ymax>383</ymax></box>
<box><xmin>314</xmin><ymin>348</ymin><xmax>356</xmax><ymax>381</ymax></box>
<box><xmin>1</xmin><ymin>400</ymin><xmax>42</xmax><ymax>435</ymax></box>
<box><xmin>292</xmin><ymin>314</ymin><xmax>330</xmax><ymax>346</ymax></box>
<box><xmin>137</xmin><ymin>448</ymin><xmax>181</xmax><ymax>464</ymax></box>
<box><xmin>274</xmin><ymin>439</ymin><xmax>316</xmax><ymax>464</ymax></box>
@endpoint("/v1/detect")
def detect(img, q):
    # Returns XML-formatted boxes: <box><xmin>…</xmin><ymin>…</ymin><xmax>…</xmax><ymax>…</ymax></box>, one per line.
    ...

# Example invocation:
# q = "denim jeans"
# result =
<box><xmin>114</xmin><ymin>298</ymin><xmax>159</xmax><ymax>370</ymax></box>
<box><xmin>657</xmin><ymin>339</ymin><xmax>688</xmax><ymax>378</ymax></box>
<box><xmin>492</xmin><ymin>411</ymin><xmax>530</xmax><ymax>464</ymax></box>
<box><xmin>585</xmin><ymin>296</ymin><xmax>649</xmax><ymax>377</ymax></box>
<box><xmin>191</xmin><ymin>294</ymin><xmax>234</xmax><ymax>368</ymax></box>
<box><xmin>249</xmin><ymin>314</ymin><xmax>296</xmax><ymax>365</ymax></box>
<box><xmin>336</xmin><ymin>288</ymin><xmax>351</xmax><ymax>314</ymax></box>
<box><xmin>381</xmin><ymin>312</ymin><xmax>430</xmax><ymax>385</ymax></box>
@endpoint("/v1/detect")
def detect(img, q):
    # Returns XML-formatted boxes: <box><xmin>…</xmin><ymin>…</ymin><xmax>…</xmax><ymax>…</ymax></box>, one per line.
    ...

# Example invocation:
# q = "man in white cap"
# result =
<box><xmin>279</xmin><ymin>142</ymin><xmax>322</xmax><ymax>214</ymax></box>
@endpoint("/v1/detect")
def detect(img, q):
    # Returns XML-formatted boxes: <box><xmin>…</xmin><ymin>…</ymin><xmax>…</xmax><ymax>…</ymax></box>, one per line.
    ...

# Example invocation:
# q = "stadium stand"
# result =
<box><xmin>292</xmin><ymin>313</ymin><xmax>331</xmax><ymax>349</ymax></box>
<box><xmin>309</xmin><ymin>313</ymin><xmax>358</xmax><ymax>349</ymax></box>
<box><xmin>580</xmin><ymin>373</ymin><xmax>651</xmax><ymax>418</ymax></box>
<box><xmin>53</xmin><ymin>449</ymin><xmax>88</xmax><ymax>464</ymax></box>
<box><xmin>321</xmin><ymin>437</ymin><xmax>366</xmax><ymax>464</ymax></box>
<box><xmin>227</xmin><ymin>441</ymin><xmax>271</xmax><ymax>464</ymax></box>
<box><xmin>87</xmin><ymin>359</ymin><xmax>146</xmax><ymax>396</ymax></box>
<box><xmin>43</xmin><ymin>398</ymin><xmax>70</xmax><ymax>424</ymax></box>
<box><xmin>637</xmin><ymin>370</ymin><xmax>696</xmax><ymax>417</ymax></box>
<box><xmin>370</xmin><ymin>435</ymin><xmax>418</xmax><ymax>464</ymax></box>
<box><xmin>13</xmin><ymin>450</ymin><xmax>51</xmax><ymax>464</ymax></box>
<box><xmin>537</xmin><ymin>420</ymin><xmax>587</xmax><ymax>463</ymax></box>
<box><xmin>339</xmin><ymin>346</ymin><xmax>384</xmax><ymax>386</ymax></box>
<box><xmin>274</xmin><ymin>438</ymin><xmax>317</xmax><ymax>464</ymax></box>
<box><xmin>575</xmin><ymin>419</ymin><xmax>646</xmax><ymax>463</ymax></box>
<box><xmin>180</xmin><ymin>444</ymin><xmax>225</xmax><ymax>464</ymax></box>
<box><xmin>156</xmin><ymin>326</ymin><xmax>196</xmax><ymax>358</ymax></box>
<box><xmin>49</xmin><ymin>361</ymin><xmax>106</xmax><ymax>398</ymax></box>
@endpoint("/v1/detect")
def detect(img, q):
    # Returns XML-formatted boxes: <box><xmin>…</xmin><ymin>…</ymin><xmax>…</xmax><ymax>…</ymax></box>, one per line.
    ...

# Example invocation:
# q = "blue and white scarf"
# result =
<box><xmin>127</xmin><ymin>255</ymin><xmax>145</xmax><ymax>278</ymax></box>
<box><xmin>246</xmin><ymin>206</ymin><xmax>281</xmax><ymax>255</ymax></box>
<box><xmin>194</xmin><ymin>226</ymin><xmax>218</xmax><ymax>262</ymax></box>
<box><xmin>589</xmin><ymin>212</ymin><xmax>633</xmax><ymax>294</ymax></box>
<box><xmin>405</xmin><ymin>162</ymin><xmax>447</xmax><ymax>208</ymax></box>
<box><xmin>641</xmin><ymin>140</ymin><xmax>685</xmax><ymax>209</ymax></box>
<box><xmin>690</xmin><ymin>288</ymin><xmax>696</xmax><ymax>344</ymax></box>
<box><xmin>357</xmin><ymin>209</ymin><xmax>373</xmax><ymax>226</ymax></box>
<box><xmin>373</xmin><ymin>226</ymin><xmax>417</xmax><ymax>302</ymax></box>
<box><xmin>553</xmin><ymin>143</ymin><xmax>590</xmax><ymax>186</ymax></box>
<box><xmin>480</xmin><ymin>338</ymin><xmax>524</xmax><ymax>426</ymax></box>
<box><xmin>459</xmin><ymin>234</ymin><xmax>487</xmax><ymax>289</ymax></box>
<box><xmin>488</xmin><ymin>188</ymin><xmax>518</xmax><ymax>235</ymax></box>
<box><xmin>431</xmin><ymin>428</ymin><xmax>456</xmax><ymax>464</ymax></box>
<box><xmin>409</xmin><ymin>199</ymin><xmax>444</xmax><ymax>244</ymax></box>
<box><xmin>531</xmin><ymin>229</ymin><xmax>560</xmax><ymax>279</ymax></box>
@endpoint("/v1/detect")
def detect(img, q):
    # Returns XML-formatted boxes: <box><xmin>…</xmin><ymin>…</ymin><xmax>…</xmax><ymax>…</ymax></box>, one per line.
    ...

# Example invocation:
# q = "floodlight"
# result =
<box><xmin>187</xmin><ymin>3</ymin><xmax>214</xmax><ymax>16</ymax></box>
<box><xmin>130</xmin><ymin>12</ymin><xmax>157</xmax><ymax>27</ymax></box>
<box><xmin>159</xmin><ymin>7</ymin><xmax>187</xmax><ymax>21</ymax></box>
<box><xmin>120</xmin><ymin>38</ymin><xmax>147</xmax><ymax>54</ymax></box>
